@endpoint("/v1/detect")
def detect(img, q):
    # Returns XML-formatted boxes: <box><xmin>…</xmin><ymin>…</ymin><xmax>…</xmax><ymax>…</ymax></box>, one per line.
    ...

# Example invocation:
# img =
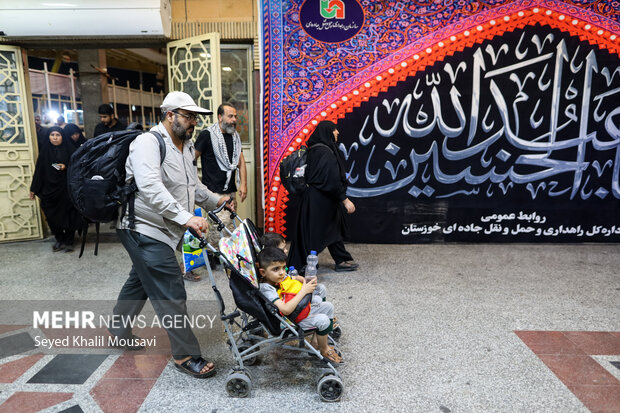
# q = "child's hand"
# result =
<box><xmin>301</xmin><ymin>277</ymin><xmax>317</xmax><ymax>294</ymax></box>
<box><xmin>293</xmin><ymin>275</ymin><xmax>305</xmax><ymax>283</ymax></box>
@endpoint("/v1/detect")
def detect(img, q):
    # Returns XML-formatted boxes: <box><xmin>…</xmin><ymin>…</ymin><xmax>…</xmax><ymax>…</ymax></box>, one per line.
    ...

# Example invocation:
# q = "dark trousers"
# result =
<box><xmin>48</xmin><ymin>222</ymin><xmax>75</xmax><ymax>246</ymax></box>
<box><xmin>111</xmin><ymin>229</ymin><xmax>201</xmax><ymax>360</ymax></box>
<box><xmin>327</xmin><ymin>240</ymin><xmax>353</xmax><ymax>265</ymax></box>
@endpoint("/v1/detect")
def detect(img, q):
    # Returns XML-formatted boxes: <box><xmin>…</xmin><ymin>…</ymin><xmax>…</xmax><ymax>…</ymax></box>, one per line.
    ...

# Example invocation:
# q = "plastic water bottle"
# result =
<box><xmin>305</xmin><ymin>250</ymin><xmax>318</xmax><ymax>281</ymax></box>
<box><xmin>288</xmin><ymin>266</ymin><xmax>299</xmax><ymax>278</ymax></box>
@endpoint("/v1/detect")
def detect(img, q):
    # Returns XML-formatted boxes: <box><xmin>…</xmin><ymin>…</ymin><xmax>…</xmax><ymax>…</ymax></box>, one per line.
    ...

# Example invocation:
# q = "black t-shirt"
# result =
<box><xmin>93</xmin><ymin>119</ymin><xmax>127</xmax><ymax>138</ymax></box>
<box><xmin>195</xmin><ymin>129</ymin><xmax>237</xmax><ymax>193</ymax></box>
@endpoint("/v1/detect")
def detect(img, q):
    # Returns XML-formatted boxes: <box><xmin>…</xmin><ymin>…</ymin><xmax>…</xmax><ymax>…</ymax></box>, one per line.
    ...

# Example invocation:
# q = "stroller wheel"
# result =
<box><xmin>329</xmin><ymin>325</ymin><xmax>342</xmax><ymax>341</ymax></box>
<box><xmin>317</xmin><ymin>374</ymin><xmax>343</xmax><ymax>402</ymax></box>
<box><xmin>226</xmin><ymin>372</ymin><xmax>252</xmax><ymax>398</ymax></box>
<box><xmin>238</xmin><ymin>341</ymin><xmax>259</xmax><ymax>366</ymax></box>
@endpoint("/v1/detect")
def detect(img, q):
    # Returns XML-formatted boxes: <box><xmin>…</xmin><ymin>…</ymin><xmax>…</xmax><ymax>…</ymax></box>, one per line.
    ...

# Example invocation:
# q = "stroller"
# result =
<box><xmin>192</xmin><ymin>201</ymin><xmax>344</xmax><ymax>402</ymax></box>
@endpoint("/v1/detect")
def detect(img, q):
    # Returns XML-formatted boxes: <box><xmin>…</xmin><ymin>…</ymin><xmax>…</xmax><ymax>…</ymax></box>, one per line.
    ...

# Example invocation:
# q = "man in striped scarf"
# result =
<box><xmin>195</xmin><ymin>103</ymin><xmax>247</xmax><ymax>265</ymax></box>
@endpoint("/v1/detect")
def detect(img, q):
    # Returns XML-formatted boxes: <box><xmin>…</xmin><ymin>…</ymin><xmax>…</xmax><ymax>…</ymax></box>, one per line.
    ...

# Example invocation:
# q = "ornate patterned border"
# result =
<box><xmin>262</xmin><ymin>1</ymin><xmax>620</xmax><ymax>234</ymax></box>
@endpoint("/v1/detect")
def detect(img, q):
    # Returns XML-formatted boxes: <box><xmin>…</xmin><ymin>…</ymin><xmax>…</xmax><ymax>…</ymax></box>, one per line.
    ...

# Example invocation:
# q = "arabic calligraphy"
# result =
<box><xmin>340</xmin><ymin>26</ymin><xmax>620</xmax><ymax>201</ymax></box>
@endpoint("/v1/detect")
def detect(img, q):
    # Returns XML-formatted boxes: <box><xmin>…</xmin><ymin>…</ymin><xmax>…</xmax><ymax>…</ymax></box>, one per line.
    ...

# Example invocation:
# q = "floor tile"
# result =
<box><xmin>0</xmin><ymin>354</ymin><xmax>44</xmax><ymax>383</ymax></box>
<box><xmin>27</xmin><ymin>354</ymin><xmax>108</xmax><ymax>385</ymax></box>
<box><xmin>103</xmin><ymin>354</ymin><xmax>168</xmax><ymax>379</ymax></box>
<box><xmin>515</xmin><ymin>331</ymin><xmax>584</xmax><ymax>355</ymax></box>
<box><xmin>0</xmin><ymin>391</ymin><xmax>73</xmax><ymax>413</ymax></box>
<box><xmin>538</xmin><ymin>354</ymin><xmax>620</xmax><ymax>386</ymax></box>
<box><xmin>90</xmin><ymin>378</ymin><xmax>156</xmax><ymax>413</ymax></box>
<box><xmin>567</xmin><ymin>384</ymin><xmax>620</xmax><ymax>413</ymax></box>
<box><xmin>0</xmin><ymin>332</ymin><xmax>37</xmax><ymax>359</ymax></box>
<box><xmin>58</xmin><ymin>405</ymin><xmax>84</xmax><ymax>413</ymax></box>
<box><xmin>0</xmin><ymin>325</ymin><xmax>28</xmax><ymax>335</ymax></box>
<box><xmin>563</xmin><ymin>332</ymin><xmax>620</xmax><ymax>355</ymax></box>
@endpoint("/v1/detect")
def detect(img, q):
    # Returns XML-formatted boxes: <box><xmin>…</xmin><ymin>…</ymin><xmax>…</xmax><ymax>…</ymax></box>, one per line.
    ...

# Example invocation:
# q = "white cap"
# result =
<box><xmin>160</xmin><ymin>91</ymin><xmax>213</xmax><ymax>114</ymax></box>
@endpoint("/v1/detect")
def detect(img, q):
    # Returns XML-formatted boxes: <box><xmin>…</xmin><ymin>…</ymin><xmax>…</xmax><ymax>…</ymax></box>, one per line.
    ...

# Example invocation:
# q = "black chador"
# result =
<box><xmin>288</xmin><ymin>121</ymin><xmax>353</xmax><ymax>270</ymax></box>
<box><xmin>31</xmin><ymin>126</ymin><xmax>80</xmax><ymax>248</ymax></box>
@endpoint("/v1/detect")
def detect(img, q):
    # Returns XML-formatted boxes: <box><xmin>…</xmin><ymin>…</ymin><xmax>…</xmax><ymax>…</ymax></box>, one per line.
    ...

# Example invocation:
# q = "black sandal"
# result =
<box><xmin>174</xmin><ymin>357</ymin><xmax>216</xmax><ymax>378</ymax></box>
<box><xmin>334</xmin><ymin>261</ymin><xmax>358</xmax><ymax>272</ymax></box>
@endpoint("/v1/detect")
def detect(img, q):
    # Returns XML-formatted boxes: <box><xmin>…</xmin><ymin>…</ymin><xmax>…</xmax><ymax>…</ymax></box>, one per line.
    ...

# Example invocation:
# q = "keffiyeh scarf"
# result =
<box><xmin>207</xmin><ymin>122</ymin><xmax>241</xmax><ymax>192</ymax></box>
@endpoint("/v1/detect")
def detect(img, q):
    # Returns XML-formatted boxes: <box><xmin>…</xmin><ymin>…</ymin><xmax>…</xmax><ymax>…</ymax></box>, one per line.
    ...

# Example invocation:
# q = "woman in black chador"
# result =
<box><xmin>30</xmin><ymin>126</ymin><xmax>79</xmax><ymax>252</ymax></box>
<box><xmin>288</xmin><ymin>120</ymin><xmax>359</xmax><ymax>272</ymax></box>
<box><xmin>64</xmin><ymin>123</ymin><xmax>86</xmax><ymax>149</ymax></box>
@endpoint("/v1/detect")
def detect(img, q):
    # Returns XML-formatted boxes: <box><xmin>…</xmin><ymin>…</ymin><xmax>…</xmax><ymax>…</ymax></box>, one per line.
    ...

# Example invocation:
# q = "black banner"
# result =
<box><xmin>337</xmin><ymin>25</ymin><xmax>620</xmax><ymax>243</ymax></box>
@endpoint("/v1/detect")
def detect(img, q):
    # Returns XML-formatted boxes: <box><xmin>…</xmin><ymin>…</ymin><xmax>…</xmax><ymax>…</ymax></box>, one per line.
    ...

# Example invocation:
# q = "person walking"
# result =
<box><xmin>109</xmin><ymin>91</ymin><xmax>226</xmax><ymax>378</ymax></box>
<box><xmin>287</xmin><ymin>120</ymin><xmax>358</xmax><ymax>272</ymax></box>
<box><xmin>30</xmin><ymin>126</ymin><xmax>80</xmax><ymax>252</ymax></box>
<box><xmin>93</xmin><ymin>104</ymin><xmax>126</xmax><ymax>137</ymax></box>
<box><xmin>194</xmin><ymin>103</ymin><xmax>247</xmax><ymax>265</ymax></box>
<box><xmin>64</xmin><ymin>123</ymin><xmax>86</xmax><ymax>149</ymax></box>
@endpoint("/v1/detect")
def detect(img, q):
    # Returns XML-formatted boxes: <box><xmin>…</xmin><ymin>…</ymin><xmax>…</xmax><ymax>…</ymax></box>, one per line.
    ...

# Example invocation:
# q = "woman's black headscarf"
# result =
<box><xmin>306</xmin><ymin>120</ymin><xmax>347</xmax><ymax>183</ymax></box>
<box><xmin>64</xmin><ymin>123</ymin><xmax>86</xmax><ymax>148</ymax></box>
<box><xmin>30</xmin><ymin>126</ymin><xmax>75</xmax><ymax>199</ymax></box>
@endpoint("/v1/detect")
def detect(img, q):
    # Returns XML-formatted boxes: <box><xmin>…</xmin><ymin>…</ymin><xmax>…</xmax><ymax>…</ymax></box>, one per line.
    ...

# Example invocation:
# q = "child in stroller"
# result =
<box><xmin>257</xmin><ymin>247</ymin><xmax>343</xmax><ymax>364</ymax></box>
<box><xmin>193</xmin><ymin>201</ymin><xmax>344</xmax><ymax>400</ymax></box>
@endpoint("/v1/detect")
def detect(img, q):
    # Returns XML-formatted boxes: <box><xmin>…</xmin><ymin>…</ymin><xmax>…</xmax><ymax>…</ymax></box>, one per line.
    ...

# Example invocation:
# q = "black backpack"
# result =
<box><xmin>68</xmin><ymin>129</ymin><xmax>165</xmax><ymax>256</ymax></box>
<box><xmin>279</xmin><ymin>143</ymin><xmax>327</xmax><ymax>194</ymax></box>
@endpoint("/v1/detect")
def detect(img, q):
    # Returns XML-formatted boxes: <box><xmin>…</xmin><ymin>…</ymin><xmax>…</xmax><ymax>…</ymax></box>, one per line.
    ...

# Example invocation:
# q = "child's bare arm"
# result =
<box><xmin>273</xmin><ymin>279</ymin><xmax>317</xmax><ymax>315</ymax></box>
<box><xmin>292</xmin><ymin>275</ymin><xmax>305</xmax><ymax>283</ymax></box>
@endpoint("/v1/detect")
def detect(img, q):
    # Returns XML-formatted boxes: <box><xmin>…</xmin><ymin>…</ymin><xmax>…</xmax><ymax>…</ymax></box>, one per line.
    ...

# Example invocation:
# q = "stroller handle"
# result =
<box><xmin>213</xmin><ymin>196</ymin><xmax>234</xmax><ymax>214</ymax></box>
<box><xmin>188</xmin><ymin>227</ymin><xmax>217</xmax><ymax>252</ymax></box>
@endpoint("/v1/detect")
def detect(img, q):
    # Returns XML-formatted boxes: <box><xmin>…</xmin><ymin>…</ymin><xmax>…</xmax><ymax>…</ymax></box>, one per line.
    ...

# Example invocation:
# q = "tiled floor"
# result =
<box><xmin>0</xmin><ymin>326</ymin><xmax>169</xmax><ymax>413</ymax></box>
<box><xmin>1</xmin><ymin>240</ymin><xmax>619</xmax><ymax>412</ymax></box>
<box><xmin>516</xmin><ymin>331</ymin><xmax>620</xmax><ymax>413</ymax></box>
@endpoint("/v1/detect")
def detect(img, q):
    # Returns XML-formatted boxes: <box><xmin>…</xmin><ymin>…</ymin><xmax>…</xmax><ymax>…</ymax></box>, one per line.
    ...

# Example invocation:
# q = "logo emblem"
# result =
<box><xmin>300</xmin><ymin>0</ymin><xmax>364</xmax><ymax>43</ymax></box>
<box><xmin>320</xmin><ymin>0</ymin><xmax>345</xmax><ymax>19</ymax></box>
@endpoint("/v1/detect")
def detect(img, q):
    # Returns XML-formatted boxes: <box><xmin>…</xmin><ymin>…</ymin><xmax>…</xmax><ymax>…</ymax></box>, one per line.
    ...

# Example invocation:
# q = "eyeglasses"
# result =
<box><xmin>172</xmin><ymin>110</ymin><xmax>198</xmax><ymax>121</ymax></box>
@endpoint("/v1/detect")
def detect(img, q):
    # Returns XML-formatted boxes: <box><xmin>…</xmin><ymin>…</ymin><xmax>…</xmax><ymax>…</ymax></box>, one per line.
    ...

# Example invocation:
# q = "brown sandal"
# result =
<box><xmin>321</xmin><ymin>347</ymin><xmax>344</xmax><ymax>364</ymax></box>
<box><xmin>183</xmin><ymin>270</ymin><xmax>201</xmax><ymax>282</ymax></box>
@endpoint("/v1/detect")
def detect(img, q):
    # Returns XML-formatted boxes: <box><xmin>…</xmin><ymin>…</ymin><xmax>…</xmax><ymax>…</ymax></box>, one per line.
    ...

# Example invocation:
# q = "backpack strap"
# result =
<box><xmin>94</xmin><ymin>222</ymin><xmax>100</xmax><ymax>256</ymax></box>
<box><xmin>78</xmin><ymin>219</ymin><xmax>88</xmax><ymax>258</ymax></box>
<box><xmin>123</xmin><ymin>130</ymin><xmax>167</xmax><ymax>229</ymax></box>
<box><xmin>150</xmin><ymin>131</ymin><xmax>166</xmax><ymax>165</ymax></box>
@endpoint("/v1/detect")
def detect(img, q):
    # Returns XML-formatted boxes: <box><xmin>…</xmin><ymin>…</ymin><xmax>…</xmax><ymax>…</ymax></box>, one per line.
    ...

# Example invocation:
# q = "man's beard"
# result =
<box><xmin>172</xmin><ymin>118</ymin><xmax>193</xmax><ymax>140</ymax></box>
<box><xmin>220</xmin><ymin>121</ymin><xmax>236</xmax><ymax>135</ymax></box>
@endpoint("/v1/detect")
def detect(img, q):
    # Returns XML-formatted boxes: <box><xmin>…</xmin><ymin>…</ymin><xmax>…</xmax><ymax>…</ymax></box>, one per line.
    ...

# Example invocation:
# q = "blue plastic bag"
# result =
<box><xmin>182</xmin><ymin>208</ymin><xmax>206</xmax><ymax>272</ymax></box>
